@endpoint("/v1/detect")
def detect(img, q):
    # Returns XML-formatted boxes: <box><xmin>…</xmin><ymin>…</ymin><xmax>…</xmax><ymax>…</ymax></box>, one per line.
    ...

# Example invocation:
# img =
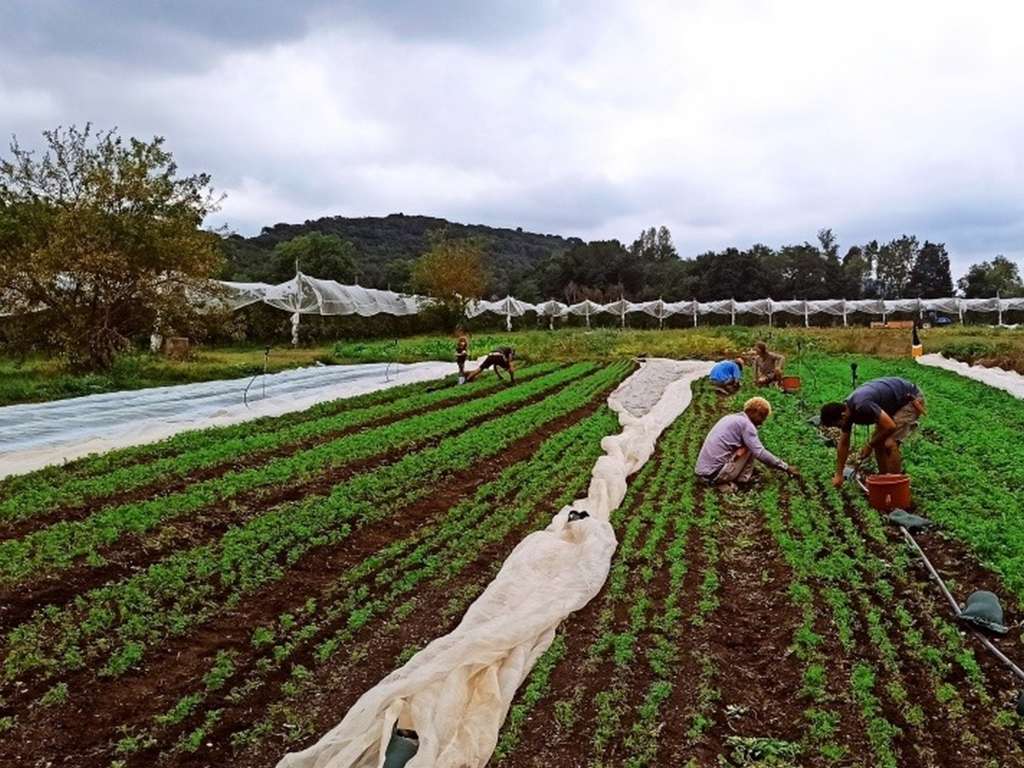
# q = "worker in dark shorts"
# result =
<box><xmin>819</xmin><ymin>376</ymin><xmax>926</xmax><ymax>487</ymax></box>
<box><xmin>455</xmin><ymin>333</ymin><xmax>469</xmax><ymax>383</ymax></box>
<box><xmin>465</xmin><ymin>346</ymin><xmax>516</xmax><ymax>385</ymax></box>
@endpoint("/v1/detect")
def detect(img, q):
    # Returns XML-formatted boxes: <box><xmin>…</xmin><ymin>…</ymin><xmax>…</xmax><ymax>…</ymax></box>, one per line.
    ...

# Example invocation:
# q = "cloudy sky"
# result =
<box><xmin>2</xmin><ymin>1</ymin><xmax>1022</xmax><ymax>276</ymax></box>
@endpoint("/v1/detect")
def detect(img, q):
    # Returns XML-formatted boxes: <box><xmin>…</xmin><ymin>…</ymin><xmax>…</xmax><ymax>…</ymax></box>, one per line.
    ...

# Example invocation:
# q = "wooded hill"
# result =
<box><xmin>221</xmin><ymin>214</ymin><xmax>578</xmax><ymax>298</ymax></box>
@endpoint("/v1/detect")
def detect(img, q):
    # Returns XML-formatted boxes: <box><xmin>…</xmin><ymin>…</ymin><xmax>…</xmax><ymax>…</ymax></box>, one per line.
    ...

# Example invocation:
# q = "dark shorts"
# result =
<box><xmin>479</xmin><ymin>354</ymin><xmax>510</xmax><ymax>372</ymax></box>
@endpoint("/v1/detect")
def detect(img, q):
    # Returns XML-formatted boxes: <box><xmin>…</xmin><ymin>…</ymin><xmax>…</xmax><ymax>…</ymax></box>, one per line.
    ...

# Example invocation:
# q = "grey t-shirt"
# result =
<box><xmin>844</xmin><ymin>377</ymin><xmax>920</xmax><ymax>432</ymax></box>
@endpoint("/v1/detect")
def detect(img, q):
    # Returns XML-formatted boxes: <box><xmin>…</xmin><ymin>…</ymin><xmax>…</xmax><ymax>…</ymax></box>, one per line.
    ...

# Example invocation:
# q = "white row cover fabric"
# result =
<box><xmin>917</xmin><ymin>354</ymin><xmax>1024</xmax><ymax>400</ymax></box>
<box><xmin>0</xmin><ymin>361</ymin><xmax>456</xmax><ymax>480</ymax></box>
<box><xmin>275</xmin><ymin>358</ymin><xmax>713</xmax><ymax>768</ymax></box>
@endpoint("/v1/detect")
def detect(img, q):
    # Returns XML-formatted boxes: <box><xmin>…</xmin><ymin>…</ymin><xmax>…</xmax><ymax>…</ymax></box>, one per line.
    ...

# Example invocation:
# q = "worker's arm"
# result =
<box><xmin>832</xmin><ymin>431</ymin><xmax>851</xmax><ymax>488</ymax></box>
<box><xmin>741</xmin><ymin>422</ymin><xmax>790</xmax><ymax>472</ymax></box>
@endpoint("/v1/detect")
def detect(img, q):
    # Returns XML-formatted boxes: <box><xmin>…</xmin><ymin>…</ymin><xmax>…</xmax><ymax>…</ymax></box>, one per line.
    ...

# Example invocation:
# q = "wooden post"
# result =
<box><xmin>842</xmin><ymin>300</ymin><xmax>848</xmax><ymax>327</ymax></box>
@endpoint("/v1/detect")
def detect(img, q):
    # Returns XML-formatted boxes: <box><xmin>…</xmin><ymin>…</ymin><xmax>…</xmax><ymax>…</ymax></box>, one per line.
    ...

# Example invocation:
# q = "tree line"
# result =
<box><xmin>1</xmin><ymin>125</ymin><xmax>1021</xmax><ymax>370</ymax></box>
<box><xmin>267</xmin><ymin>225</ymin><xmax>1023</xmax><ymax>305</ymax></box>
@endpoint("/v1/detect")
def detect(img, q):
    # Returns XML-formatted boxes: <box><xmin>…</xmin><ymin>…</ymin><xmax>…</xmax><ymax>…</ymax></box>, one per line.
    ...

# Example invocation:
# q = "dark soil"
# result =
<box><xmin>0</xmin><ymin>370</ymin><xmax>588</xmax><ymax>632</ymax></box>
<box><xmin>0</xmin><ymin>379</ymin><xmax>615</xmax><ymax>768</ymax></box>
<box><xmin>0</xmin><ymin>367</ymin><xmax>560</xmax><ymax>544</ymax></box>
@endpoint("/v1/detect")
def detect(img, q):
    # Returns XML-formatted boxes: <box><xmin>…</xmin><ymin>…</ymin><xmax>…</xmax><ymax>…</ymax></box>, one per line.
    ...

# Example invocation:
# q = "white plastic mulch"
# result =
<box><xmin>276</xmin><ymin>358</ymin><xmax>714</xmax><ymax>768</ymax></box>
<box><xmin>0</xmin><ymin>361</ymin><xmax>457</xmax><ymax>479</ymax></box>
<box><xmin>917</xmin><ymin>353</ymin><xmax>1024</xmax><ymax>400</ymax></box>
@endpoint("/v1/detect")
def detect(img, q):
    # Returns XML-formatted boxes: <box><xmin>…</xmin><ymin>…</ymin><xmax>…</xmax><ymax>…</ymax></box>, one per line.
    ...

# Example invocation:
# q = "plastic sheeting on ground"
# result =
<box><xmin>916</xmin><ymin>354</ymin><xmax>1024</xmax><ymax>400</ymax></box>
<box><xmin>276</xmin><ymin>358</ymin><xmax>713</xmax><ymax>768</ymax></box>
<box><xmin>0</xmin><ymin>361</ymin><xmax>456</xmax><ymax>479</ymax></box>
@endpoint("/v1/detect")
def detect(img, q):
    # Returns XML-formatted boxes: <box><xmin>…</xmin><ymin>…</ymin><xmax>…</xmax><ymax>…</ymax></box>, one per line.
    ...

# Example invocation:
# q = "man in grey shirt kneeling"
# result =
<box><xmin>695</xmin><ymin>396</ymin><xmax>800</xmax><ymax>489</ymax></box>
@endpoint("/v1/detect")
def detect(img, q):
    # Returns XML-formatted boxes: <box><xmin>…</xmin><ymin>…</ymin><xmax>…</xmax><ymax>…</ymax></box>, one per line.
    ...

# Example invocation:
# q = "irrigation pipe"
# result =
<box><xmin>853</xmin><ymin>474</ymin><xmax>1024</xmax><ymax>684</ymax></box>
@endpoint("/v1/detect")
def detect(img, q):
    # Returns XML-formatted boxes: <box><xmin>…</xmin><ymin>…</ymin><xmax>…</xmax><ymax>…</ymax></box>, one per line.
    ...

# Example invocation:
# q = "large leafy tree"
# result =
<box><xmin>957</xmin><ymin>255</ymin><xmax>1024</xmax><ymax>298</ymax></box>
<box><xmin>906</xmin><ymin>241</ymin><xmax>953</xmax><ymax>298</ymax></box>
<box><xmin>0</xmin><ymin>125</ymin><xmax>222</xmax><ymax>369</ymax></box>
<box><xmin>270</xmin><ymin>232</ymin><xmax>357</xmax><ymax>283</ymax></box>
<box><xmin>875</xmin><ymin>235</ymin><xmax>919</xmax><ymax>298</ymax></box>
<box><xmin>411</xmin><ymin>229</ymin><xmax>488</xmax><ymax>327</ymax></box>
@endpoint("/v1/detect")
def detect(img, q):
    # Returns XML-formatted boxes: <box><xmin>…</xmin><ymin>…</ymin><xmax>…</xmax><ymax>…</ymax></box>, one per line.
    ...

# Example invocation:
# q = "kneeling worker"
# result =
<box><xmin>465</xmin><ymin>345</ymin><xmax>516</xmax><ymax>385</ymax></box>
<box><xmin>751</xmin><ymin>341</ymin><xmax>785</xmax><ymax>387</ymax></box>
<box><xmin>819</xmin><ymin>376</ymin><xmax>925</xmax><ymax>488</ymax></box>
<box><xmin>695</xmin><ymin>396</ymin><xmax>800</xmax><ymax>489</ymax></box>
<box><xmin>708</xmin><ymin>357</ymin><xmax>745</xmax><ymax>395</ymax></box>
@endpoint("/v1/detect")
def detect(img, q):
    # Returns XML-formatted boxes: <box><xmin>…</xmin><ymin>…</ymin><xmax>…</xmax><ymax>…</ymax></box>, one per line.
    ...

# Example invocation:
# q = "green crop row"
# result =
<box><xmin>181</xmin><ymin>403</ymin><xmax>620</xmax><ymax>761</ymax></box>
<box><xmin>0</xmin><ymin>363</ymin><xmax>593</xmax><ymax>585</ymax></box>
<box><xmin>107</xmin><ymin>400</ymin><xmax>619</xmax><ymax>761</ymax></box>
<box><xmin>756</xmin><ymin>366</ymin><xmax>1024</xmax><ymax>765</ymax></box>
<box><xmin>0</xmin><ymin>364</ymin><xmax>559</xmax><ymax>525</ymax></box>
<box><xmin>2</xmin><ymin>363</ymin><xmax>627</xmax><ymax>694</ymax></box>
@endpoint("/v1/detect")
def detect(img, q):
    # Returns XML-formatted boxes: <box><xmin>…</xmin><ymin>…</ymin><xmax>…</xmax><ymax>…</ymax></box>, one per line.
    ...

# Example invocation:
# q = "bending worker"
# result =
<box><xmin>708</xmin><ymin>357</ymin><xmax>745</xmax><ymax>395</ymax></box>
<box><xmin>819</xmin><ymin>376</ymin><xmax>925</xmax><ymax>488</ymax></box>
<box><xmin>695</xmin><ymin>396</ymin><xmax>800</xmax><ymax>489</ymax></box>
<box><xmin>465</xmin><ymin>345</ymin><xmax>516</xmax><ymax>385</ymax></box>
<box><xmin>750</xmin><ymin>341</ymin><xmax>785</xmax><ymax>387</ymax></box>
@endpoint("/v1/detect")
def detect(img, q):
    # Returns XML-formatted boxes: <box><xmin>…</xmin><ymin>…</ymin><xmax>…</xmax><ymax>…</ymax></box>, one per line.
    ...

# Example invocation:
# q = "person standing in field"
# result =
<box><xmin>708</xmin><ymin>357</ymin><xmax>745</xmax><ymax>395</ymax></box>
<box><xmin>819</xmin><ymin>376</ymin><xmax>925</xmax><ymax>488</ymax></box>
<box><xmin>750</xmin><ymin>341</ymin><xmax>785</xmax><ymax>387</ymax></box>
<box><xmin>465</xmin><ymin>345</ymin><xmax>516</xmax><ymax>385</ymax></box>
<box><xmin>695</xmin><ymin>396</ymin><xmax>800</xmax><ymax>490</ymax></box>
<box><xmin>455</xmin><ymin>332</ymin><xmax>469</xmax><ymax>383</ymax></box>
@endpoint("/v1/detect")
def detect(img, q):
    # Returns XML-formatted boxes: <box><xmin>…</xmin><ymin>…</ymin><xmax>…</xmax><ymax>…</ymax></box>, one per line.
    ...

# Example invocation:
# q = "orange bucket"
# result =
<box><xmin>781</xmin><ymin>375</ymin><xmax>802</xmax><ymax>393</ymax></box>
<box><xmin>866</xmin><ymin>474</ymin><xmax>912</xmax><ymax>511</ymax></box>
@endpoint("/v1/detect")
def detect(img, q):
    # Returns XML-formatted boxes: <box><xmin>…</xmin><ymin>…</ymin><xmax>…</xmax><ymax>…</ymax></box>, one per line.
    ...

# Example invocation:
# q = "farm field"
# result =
<box><xmin>0</xmin><ymin>353</ymin><xmax>1022</xmax><ymax>767</ymax></box>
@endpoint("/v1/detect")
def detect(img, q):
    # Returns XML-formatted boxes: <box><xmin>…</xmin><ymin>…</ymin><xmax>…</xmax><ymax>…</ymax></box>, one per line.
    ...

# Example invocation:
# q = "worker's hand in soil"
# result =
<box><xmin>831</xmin><ymin>471</ymin><xmax>844</xmax><ymax>489</ymax></box>
<box><xmin>786</xmin><ymin>465</ymin><xmax>800</xmax><ymax>478</ymax></box>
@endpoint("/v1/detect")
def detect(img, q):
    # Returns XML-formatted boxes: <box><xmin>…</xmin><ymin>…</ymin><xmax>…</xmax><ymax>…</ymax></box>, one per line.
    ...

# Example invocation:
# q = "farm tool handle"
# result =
<box><xmin>898</xmin><ymin>526</ymin><xmax>1024</xmax><ymax>684</ymax></box>
<box><xmin>853</xmin><ymin>473</ymin><xmax>1024</xmax><ymax>683</ymax></box>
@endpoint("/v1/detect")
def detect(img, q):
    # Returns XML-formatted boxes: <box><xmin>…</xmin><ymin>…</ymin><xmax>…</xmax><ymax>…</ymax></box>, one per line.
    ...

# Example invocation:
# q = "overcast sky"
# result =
<box><xmin>2</xmin><ymin>1</ymin><xmax>1022</xmax><ymax>277</ymax></box>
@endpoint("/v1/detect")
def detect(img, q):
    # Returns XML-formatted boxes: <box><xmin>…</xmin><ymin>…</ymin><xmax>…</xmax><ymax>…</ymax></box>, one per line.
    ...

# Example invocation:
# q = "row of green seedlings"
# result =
<box><xmin>493</xmin><ymin>387</ymin><xmax>719</xmax><ymax>766</ymax></box>
<box><xmin>0</xmin><ymin>363</ymin><xmax>593</xmax><ymax>585</ymax></box>
<box><xmin>789</xmin><ymin>379</ymin><xmax>1021</xmax><ymax>751</ymax></box>
<box><xmin>125</xmin><ymin>399</ymin><xmax>614</xmax><ymax>761</ymax></box>
<box><xmin>796</xmin><ymin>354</ymin><xmax>1024</xmax><ymax>601</ymax></box>
<box><xmin>0</xmin><ymin>363</ymin><xmax>628</xmax><ymax>723</ymax></box>
<box><xmin>589</xmin><ymin>428</ymin><xmax>717</xmax><ymax>767</ymax></box>
<box><xmin>0</xmin><ymin>363</ymin><xmax>560</xmax><ymax>527</ymax></box>
<box><xmin>763</xmin><ymin>389</ymin><xmax>1019</xmax><ymax>767</ymax></box>
<box><xmin>489</xmin><ymin>409</ymin><xmax>669</xmax><ymax>765</ymax></box>
<box><xmin>201</xmin><ymin>406</ymin><xmax>622</xmax><ymax>762</ymax></box>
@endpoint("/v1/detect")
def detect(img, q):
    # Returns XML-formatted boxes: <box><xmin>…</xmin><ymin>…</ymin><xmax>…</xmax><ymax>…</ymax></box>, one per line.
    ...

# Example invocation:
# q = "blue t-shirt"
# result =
<box><xmin>709</xmin><ymin>360</ymin><xmax>742</xmax><ymax>384</ymax></box>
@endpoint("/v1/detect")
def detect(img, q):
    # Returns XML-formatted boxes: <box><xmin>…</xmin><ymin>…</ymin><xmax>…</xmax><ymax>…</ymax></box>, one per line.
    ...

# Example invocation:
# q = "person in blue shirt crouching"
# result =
<box><xmin>708</xmin><ymin>358</ymin><xmax>745</xmax><ymax>395</ymax></box>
